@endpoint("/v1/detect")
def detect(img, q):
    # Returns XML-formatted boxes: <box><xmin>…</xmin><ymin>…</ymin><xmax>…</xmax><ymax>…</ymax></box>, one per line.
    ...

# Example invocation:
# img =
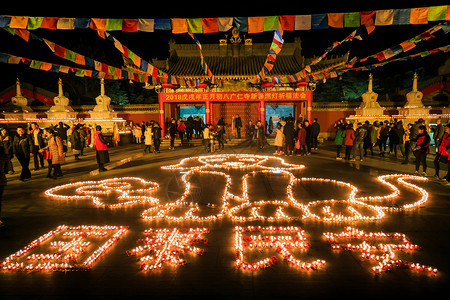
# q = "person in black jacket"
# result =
<box><xmin>310</xmin><ymin>118</ymin><xmax>320</xmax><ymax>150</ymax></box>
<box><xmin>29</xmin><ymin>122</ymin><xmax>45</xmax><ymax>170</ymax></box>
<box><xmin>234</xmin><ymin>114</ymin><xmax>242</xmax><ymax>138</ymax></box>
<box><xmin>0</xmin><ymin>146</ymin><xmax>9</xmax><ymax>227</ymax></box>
<box><xmin>12</xmin><ymin>126</ymin><xmax>32</xmax><ymax>181</ymax></box>
<box><xmin>246</xmin><ymin>120</ymin><xmax>255</xmax><ymax>146</ymax></box>
<box><xmin>0</xmin><ymin>128</ymin><xmax>14</xmax><ymax>174</ymax></box>
<box><xmin>168</xmin><ymin>119</ymin><xmax>177</xmax><ymax>150</ymax></box>
<box><xmin>152</xmin><ymin>122</ymin><xmax>162</xmax><ymax>153</ymax></box>
<box><xmin>283</xmin><ymin>118</ymin><xmax>295</xmax><ymax>156</ymax></box>
<box><xmin>255</xmin><ymin>120</ymin><xmax>265</xmax><ymax>152</ymax></box>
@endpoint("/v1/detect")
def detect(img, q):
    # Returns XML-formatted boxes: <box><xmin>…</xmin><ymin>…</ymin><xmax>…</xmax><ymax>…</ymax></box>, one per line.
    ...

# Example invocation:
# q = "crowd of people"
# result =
<box><xmin>332</xmin><ymin>118</ymin><xmax>450</xmax><ymax>183</ymax></box>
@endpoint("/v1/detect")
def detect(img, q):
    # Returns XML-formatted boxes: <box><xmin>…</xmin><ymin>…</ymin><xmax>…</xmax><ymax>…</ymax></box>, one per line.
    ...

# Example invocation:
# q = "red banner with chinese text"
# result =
<box><xmin>159</xmin><ymin>91</ymin><xmax>312</xmax><ymax>102</ymax></box>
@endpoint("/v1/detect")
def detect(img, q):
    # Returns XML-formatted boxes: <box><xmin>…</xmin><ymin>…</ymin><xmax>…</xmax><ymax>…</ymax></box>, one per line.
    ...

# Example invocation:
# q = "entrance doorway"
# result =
<box><xmin>265</xmin><ymin>104</ymin><xmax>294</xmax><ymax>125</ymax></box>
<box><xmin>179</xmin><ymin>106</ymin><xmax>205</xmax><ymax>121</ymax></box>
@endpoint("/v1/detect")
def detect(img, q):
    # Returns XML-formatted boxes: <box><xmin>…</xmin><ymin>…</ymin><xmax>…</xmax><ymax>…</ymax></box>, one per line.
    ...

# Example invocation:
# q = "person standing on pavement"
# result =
<box><xmin>144</xmin><ymin>124</ymin><xmax>154</xmax><ymax>153</ymax></box>
<box><xmin>12</xmin><ymin>126</ymin><xmax>32</xmax><ymax>181</ymax></box>
<box><xmin>246</xmin><ymin>120</ymin><xmax>255</xmax><ymax>146</ymax></box>
<box><xmin>334</xmin><ymin>124</ymin><xmax>346</xmax><ymax>160</ymax></box>
<box><xmin>0</xmin><ymin>128</ymin><xmax>14</xmax><ymax>174</ymax></box>
<box><xmin>433</xmin><ymin>119</ymin><xmax>444</xmax><ymax>152</ymax></box>
<box><xmin>152</xmin><ymin>122</ymin><xmax>162</xmax><ymax>153</ymax></box>
<box><xmin>30</xmin><ymin>122</ymin><xmax>45</xmax><ymax>170</ymax></box>
<box><xmin>234</xmin><ymin>114</ymin><xmax>242</xmax><ymax>139</ymax></box>
<box><xmin>39</xmin><ymin>128</ymin><xmax>64</xmax><ymax>179</ymax></box>
<box><xmin>70</xmin><ymin>124</ymin><xmax>82</xmax><ymax>161</ymax></box>
<box><xmin>273</xmin><ymin>123</ymin><xmax>285</xmax><ymax>155</ymax></box>
<box><xmin>310</xmin><ymin>118</ymin><xmax>320</xmax><ymax>150</ymax></box>
<box><xmin>168</xmin><ymin>119</ymin><xmax>177</xmax><ymax>150</ymax></box>
<box><xmin>352</xmin><ymin>122</ymin><xmax>367</xmax><ymax>161</ymax></box>
<box><xmin>344</xmin><ymin>123</ymin><xmax>355</xmax><ymax>160</ymax></box>
<box><xmin>255</xmin><ymin>120</ymin><xmax>265</xmax><ymax>152</ymax></box>
<box><xmin>94</xmin><ymin>125</ymin><xmax>109</xmax><ymax>172</ymax></box>
<box><xmin>0</xmin><ymin>146</ymin><xmax>9</xmax><ymax>227</ymax></box>
<box><xmin>283</xmin><ymin>118</ymin><xmax>295</xmax><ymax>156</ymax></box>
<box><xmin>413</xmin><ymin>125</ymin><xmax>430</xmax><ymax>176</ymax></box>
<box><xmin>203</xmin><ymin>124</ymin><xmax>212</xmax><ymax>152</ymax></box>
<box><xmin>433</xmin><ymin>123</ymin><xmax>450</xmax><ymax>181</ymax></box>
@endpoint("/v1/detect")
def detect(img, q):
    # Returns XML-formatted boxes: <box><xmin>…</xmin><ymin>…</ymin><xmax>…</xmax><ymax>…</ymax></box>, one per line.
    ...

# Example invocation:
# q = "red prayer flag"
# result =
<box><xmin>202</xmin><ymin>18</ymin><xmax>218</xmax><ymax>33</ymax></box>
<box><xmin>122</xmin><ymin>19</ymin><xmax>138</xmax><ymax>32</ymax></box>
<box><xmin>40</xmin><ymin>17</ymin><xmax>58</xmax><ymax>29</ymax></box>
<box><xmin>15</xmin><ymin>29</ymin><xmax>30</xmax><ymax>42</ymax></box>
<box><xmin>361</xmin><ymin>11</ymin><xmax>375</xmax><ymax>34</ymax></box>
<box><xmin>375</xmin><ymin>52</ymin><xmax>385</xmax><ymax>61</ymax></box>
<box><xmin>54</xmin><ymin>44</ymin><xmax>65</xmax><ymax>58</ymax></box>
<box><xmin>279</xmin><ymin>15</ymin><xmax>295</xmax><ymax>31</ymax></box>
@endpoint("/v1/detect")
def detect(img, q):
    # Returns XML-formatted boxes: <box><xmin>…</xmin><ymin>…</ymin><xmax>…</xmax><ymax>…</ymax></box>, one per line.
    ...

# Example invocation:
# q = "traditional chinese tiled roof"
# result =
<box><xmin>147</xmin><ymin>37</ymin><xmax>349</xmax><ymax>79</ymax></box>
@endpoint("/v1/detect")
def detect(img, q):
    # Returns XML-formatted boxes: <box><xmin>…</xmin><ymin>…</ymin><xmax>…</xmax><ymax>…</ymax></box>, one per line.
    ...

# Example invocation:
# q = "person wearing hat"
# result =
<box><xmin>94</xmin><ymin>125</ymin><xmax>109</xmax><ymax>172</ymax></box>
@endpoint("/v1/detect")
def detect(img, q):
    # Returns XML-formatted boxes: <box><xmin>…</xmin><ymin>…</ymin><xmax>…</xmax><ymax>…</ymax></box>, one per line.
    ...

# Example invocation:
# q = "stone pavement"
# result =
<box><xmin>0</xmin><ymin>139</ymin><xmax>448</xmax><ymax>299</ymax></box>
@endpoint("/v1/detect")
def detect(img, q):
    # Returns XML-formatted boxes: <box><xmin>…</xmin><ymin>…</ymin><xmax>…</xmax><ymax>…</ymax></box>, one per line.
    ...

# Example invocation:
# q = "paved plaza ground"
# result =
<box><xmin>0</xmin><ymin>139</ymin><xmax>449</xmax><ymax>299</ymax></box>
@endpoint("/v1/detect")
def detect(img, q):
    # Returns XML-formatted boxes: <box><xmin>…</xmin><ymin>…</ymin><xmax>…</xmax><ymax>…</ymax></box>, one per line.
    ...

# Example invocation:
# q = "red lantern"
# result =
<box><xmin>296</xmin><ymin>81</ymin><xmax>308</xmax><ymax>87</ymax></box>
<box><xmin>162</xmin><ymin>83</ymin><xmax>174</xmax><ymax>89</ymax></box>
<box><xmin>196</xmin><ymin>83</ymin><xmax>208</xmax><ymax>89</ymax></box>
<box><xmin>261</xmin><ymin>82</ymin><xmax>274</xmax><ymax>88</ymax></box>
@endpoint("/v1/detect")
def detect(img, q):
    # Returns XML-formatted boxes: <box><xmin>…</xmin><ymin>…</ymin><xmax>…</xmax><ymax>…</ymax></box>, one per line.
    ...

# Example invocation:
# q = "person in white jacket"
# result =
<box><xmin>144</xmin><ymin>125</ymin><xmax>153</xmax><ymax>153</ymax></box>
<box><xmin>203</xmin><ymin>124</ymin><xmax>211</xmax><ymax>152</ymax></box>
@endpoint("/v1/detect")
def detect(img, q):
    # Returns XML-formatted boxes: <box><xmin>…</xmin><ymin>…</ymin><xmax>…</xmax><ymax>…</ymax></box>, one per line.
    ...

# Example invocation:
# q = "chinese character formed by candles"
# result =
<box><xmin>127</xmin><ymin>228</ymin><xmax>210</xmax><ymax>272</ymax></box>
<box><xmin>323</xmin><ymin>227</ymin><xmax>438</xmax><ymax>275</ymax></box>
<box><xmin>0</xmin><ymin>225</ymin><xmax>128</xmax><ymax>271</ymax></box>
<box><xmin>234</xmin><ymin>226</ymin><xmax>325</xmax><ymax>271</ymax></box>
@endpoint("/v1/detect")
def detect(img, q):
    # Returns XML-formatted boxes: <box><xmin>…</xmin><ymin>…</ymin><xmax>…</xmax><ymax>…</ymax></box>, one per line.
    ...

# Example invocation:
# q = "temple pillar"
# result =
<box><xmin>159</xmin><ymin>98</ymin><xmax>165</xmax><ymax>135</ymax></box>
<box><xmin>205</xmin><ymin>100</ymin><xmax>211</xmax><ymax>125</ymax></box>
<box><xmin>259</xmin><ymin>100</ymin><xmax>265</xmax><ymax>129</ymax></box>
<box><xmin>306</xmin><ymin>95</ymin><xmax>313</xmax><ymax>122</ymax></box>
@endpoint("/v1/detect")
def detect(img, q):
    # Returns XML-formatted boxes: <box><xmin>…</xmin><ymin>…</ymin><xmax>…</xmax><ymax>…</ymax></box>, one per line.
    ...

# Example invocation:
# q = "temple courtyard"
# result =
<box><xmin>0</xmin><ymin>141</ymin><xmax>448</xmax><ymax>298</ymax></box>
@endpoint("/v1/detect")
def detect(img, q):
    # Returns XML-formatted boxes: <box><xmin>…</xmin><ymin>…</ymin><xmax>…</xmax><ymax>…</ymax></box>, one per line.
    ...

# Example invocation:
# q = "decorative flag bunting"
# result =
<box><xmin>0</xmin><ymin>5</ymin><xmax>448</xmax><ymax>34</ymax></box>
<box><xmin>0</xmin><ymin>51</ymin><xmax>150</xmax><ymax>83</ymax></box>
<box><xmin>347</xmin><ymin>22</ymin><xmax>447</xmax><ymax>68</ymax></box>
<box><xmin>253</xmin><ymin>28</ymin><xmax>284</xmax><ymax>83</ymax></box>
<box><xmin>187</xmin><ymin>32</ymin><xmax>214</xmax><ymax>82</ymax></box>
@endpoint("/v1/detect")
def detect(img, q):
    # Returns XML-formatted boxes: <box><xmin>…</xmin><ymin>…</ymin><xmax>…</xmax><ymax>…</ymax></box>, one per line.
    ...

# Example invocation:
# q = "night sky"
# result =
<box><xmin>0</xmin><ymin>1</ymin><xmax>448</xmax><ymax>103</ymax></box>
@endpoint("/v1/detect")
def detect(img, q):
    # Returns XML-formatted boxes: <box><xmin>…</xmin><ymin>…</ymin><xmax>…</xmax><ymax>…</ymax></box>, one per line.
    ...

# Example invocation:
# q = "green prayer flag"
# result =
<box><xmin>263</xmin><ymin>16</ymin><xmax>279</xmax><ymax>31</ymax></box>
<box><xmin>29</xmin><ymin>60</ymin><xmax>42</xmax><ymax>69</ymax></box>
<box><xmin>187</xmin><ymin>18</ymin><xmax>203</xmax><ymax>33</ymax></box>
<box><xmin>428</xmin><ymin>6</ymin><xmax>447</xmax><ymax>21</ymax></box>
<box><xmin>344</xmin><ymin>12</ymin><xmax>360</xmax><ymax>27</ymax></box>
<box><xmin>27</xmin><ymin>17</ymin><xmax>43</xmax><ymax>30</ymax></box>
<box><xmin>108</xmin><ymin>65</ymin><xmax>115</xmax><ymax>75</ymax></box>
<box><xmin>64</xmin><ymin>49</ymin><xmax>76</xmax><ymax>62</ymax></box>
<box><xmin>75</xmin><ymin>69</ymin><xmax>85</xmax><ymax>77</ymax></box>
<box><xmin>106</xmin><ymin>19</ymin><xmax>123</xmax><ymax>31</ymax></box>
<box><xmin>128</xmin><ymin>50</ymin><xmax>135</xmax><ymax>64</ymax></box>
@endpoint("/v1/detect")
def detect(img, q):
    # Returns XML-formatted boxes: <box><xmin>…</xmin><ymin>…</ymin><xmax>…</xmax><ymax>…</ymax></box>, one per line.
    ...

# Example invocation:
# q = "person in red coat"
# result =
<box><xmin>344</xmin><ymin>124</ymin><xmax>355</xmax><ymax>160</ymax></box>
<box><xmin>94</xmin><ymin>126</ymin><xmax>109</xmax><ymax>172</ymax></box>
<box><xmin>295</xmin><ymin>123</ymin><xmax>307</xmax><ymax>156</ymax></box>
<box><xmin>433</xmin><ymin>124</ymin><xmax>450</xmax><ymax>181</ymax></box>
<box><xmin>413</xmin><ymin>125</ymin><xmax>430</xmax><ymax>176</ymax></box>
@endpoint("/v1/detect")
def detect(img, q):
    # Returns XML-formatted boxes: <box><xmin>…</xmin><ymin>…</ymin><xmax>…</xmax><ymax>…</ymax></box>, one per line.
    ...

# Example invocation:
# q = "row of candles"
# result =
<box><xmin>43</xmin><ymin>154</ymin><xmax>431</xmax><ymax>223</ymax></box>
<box><xmin>0</xmin><ymin>225</ymin><xmax>128</xmax><ymax>271</ymax></box>
<box><xmin>323</xmin><ymin>227</ymin><xmax>438</xmax><ymax>275</ymax></box>
<box><xmin>127</xmin><ymin>228</ymin><xmax>210</xmax><ymax>272</ymax></box>
<box><xmin>234</xmin><ymin>226</ymin><xmax>326</xmax><ymax>271</ymax></box>
<box><xmin>0</xmin><ymin>224</ymin><xmax>438</xmax><ymax>275</ymax></box>
<box><xmin>45</xmin><ymin>177</ymin><xmax>159</xmax><ymax>208</ymax></box>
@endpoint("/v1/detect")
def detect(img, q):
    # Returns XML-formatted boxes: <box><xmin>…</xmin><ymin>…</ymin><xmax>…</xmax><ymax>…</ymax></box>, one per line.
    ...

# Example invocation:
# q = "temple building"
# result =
<box><xmin>126</xmin><ymin>28</ymin><xmax>349</xmax><ymax>135</ymax></box>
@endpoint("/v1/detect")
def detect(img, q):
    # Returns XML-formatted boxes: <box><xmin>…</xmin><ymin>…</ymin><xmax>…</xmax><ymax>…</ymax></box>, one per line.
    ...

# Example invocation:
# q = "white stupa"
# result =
<box><xmin>398</xmin><ymin>72</ymin><xmax>430</xmax><ymax>117</ymax></box>
<box><xmin>88</xmin><ymin>78</ymin><xmax>117</xmax><ymax>120</ymax></box>
<box><xmin>3</xmin><ymin>78</ymin><xmax>38</xmax><ymax>121</ymax></box>
<box><xmin>46</xmin><ymin>78</ymin><xmax>77</xmax><ymax>120</ymax></box>
<box><xmin>354</xmin><ymin>73</ymin><xmax>386</xmax><ymax>117</ymax></box>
